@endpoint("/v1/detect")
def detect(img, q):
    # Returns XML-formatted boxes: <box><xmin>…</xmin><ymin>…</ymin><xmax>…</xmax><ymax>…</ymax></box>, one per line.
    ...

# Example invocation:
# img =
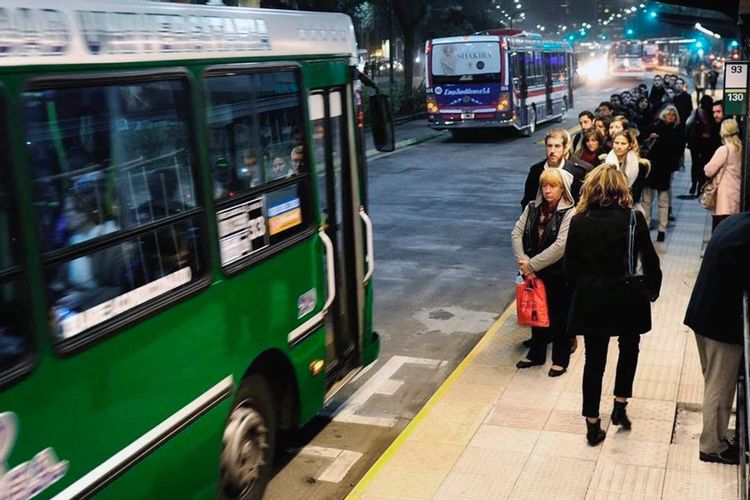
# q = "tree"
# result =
<box><xmin>391</xmin><ymin>0</ymin><xmax>428</xmax><ymax>102</ymax></box>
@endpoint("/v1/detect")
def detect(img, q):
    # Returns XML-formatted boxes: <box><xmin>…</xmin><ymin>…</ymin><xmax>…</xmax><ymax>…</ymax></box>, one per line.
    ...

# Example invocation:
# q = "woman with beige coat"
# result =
<box><xmin>704</xmin><ymin>119</ymin><xmax>742</xmax><ymax>230</ymax></box>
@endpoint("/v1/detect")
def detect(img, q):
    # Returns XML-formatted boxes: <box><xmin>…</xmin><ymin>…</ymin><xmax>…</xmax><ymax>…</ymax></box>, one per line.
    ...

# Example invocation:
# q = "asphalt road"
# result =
<box><xmin>265</xmin><ymin>74</ymin><xmax>648</xmax><ymax>500</ymax></box>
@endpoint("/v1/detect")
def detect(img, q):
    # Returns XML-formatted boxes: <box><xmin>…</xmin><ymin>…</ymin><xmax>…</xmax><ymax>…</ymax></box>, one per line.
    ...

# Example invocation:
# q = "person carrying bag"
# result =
<box><xmin>702</xmin><ymin>118</ymin><xmax>742</xmax><ymax>231</ymax></box>
<box><xmin>565</xmin><ymin>164</ymin><xmax>662</xmax><ymax>446</ymax></box>
<box><xmin>511</xmin><ymin>168</ymin><xmax>576</xmax><ymax>377</ymax></box>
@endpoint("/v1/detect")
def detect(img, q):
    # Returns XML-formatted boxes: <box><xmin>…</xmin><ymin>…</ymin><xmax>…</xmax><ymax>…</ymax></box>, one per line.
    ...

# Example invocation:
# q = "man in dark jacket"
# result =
<box><xmin>672</xmin><ymin>78</ymin><xmax>693</xmax><ymax>126</ymax></box>
<box><xmin>684</xmin><ymin>213</ymin><xmax>750</xmax><ymax>465</ymax></box>
<box><xmin>648</xmin><ymin>75</ymin><xmax>666</xmax><ymax>110</ymax></box>
<box><xmin>572</xmin><ymin>110</ymin><xmax>595</xmax><ymax>154</ymax></box>
<box><xmin>521</xmin><ymin>128</ymin><xmax>586</xmax><ymax>209</ymax></box>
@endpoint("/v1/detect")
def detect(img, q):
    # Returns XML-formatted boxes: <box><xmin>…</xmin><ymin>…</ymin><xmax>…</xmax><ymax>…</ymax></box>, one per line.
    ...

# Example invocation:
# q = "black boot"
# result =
<box><xmin>586</xmin><ymin>419</ymin><xmax>606</xmax><ymax>446</ymax></box>
<box><xmin>611</xmin><ymin>400</ymin><xmax>632</xmax><ymax>430</ymax></box>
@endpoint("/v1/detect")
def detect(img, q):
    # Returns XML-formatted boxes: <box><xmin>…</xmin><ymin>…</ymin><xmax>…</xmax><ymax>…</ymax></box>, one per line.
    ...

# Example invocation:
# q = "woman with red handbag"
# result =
<box><xmin>565</xmin><ymin>164</ymin><xmax>662</xmax><ymax>446</ymax></box>
<box><xmin>511</xmin><ymin>168</ymin><xmax>576</xmax><ymax>377</ymax></box>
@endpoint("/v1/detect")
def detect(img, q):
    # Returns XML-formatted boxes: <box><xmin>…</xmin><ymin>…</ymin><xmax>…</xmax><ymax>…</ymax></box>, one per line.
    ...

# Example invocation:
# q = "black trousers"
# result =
<box><xmin>582</xmin><ymin>334</ymin><xmax>640</xmax><ymax>418</ymax></box>
<box><xmin>527</xmin><ymin>275</ymin><xmax>571</xmax><ymax>368</ymax></box>
<box><xmin>712</xmin><ymin>214</ymin><xmax>730</xmax><ymax>232</ymax></box>
<box><xmin>690</xmin><ymin>150</ymin><xmax>708</xmax><ymax>191</ymax></box>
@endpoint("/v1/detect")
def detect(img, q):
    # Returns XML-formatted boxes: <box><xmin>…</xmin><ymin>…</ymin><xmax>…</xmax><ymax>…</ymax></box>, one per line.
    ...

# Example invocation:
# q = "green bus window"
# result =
<box><xmin>206</xmin><ymin>69</ymin><xmax>305</xmax><ymax>199</ymax></box>
<box><xmin>20</xmin><ymin>79</ymin><xmax>205</xmax><ymax>342</ymax></box>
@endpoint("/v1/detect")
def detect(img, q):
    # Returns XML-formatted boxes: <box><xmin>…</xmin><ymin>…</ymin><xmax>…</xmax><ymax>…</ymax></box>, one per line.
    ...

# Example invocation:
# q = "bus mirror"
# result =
<box><xmin>370</xmin><ymin>94</ymin><xmax>395</xmax><ymax>152</ymax></box>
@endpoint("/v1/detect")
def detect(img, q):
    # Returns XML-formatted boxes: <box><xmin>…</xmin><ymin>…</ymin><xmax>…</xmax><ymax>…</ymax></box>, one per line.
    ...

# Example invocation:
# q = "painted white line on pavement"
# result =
<box><xmin>330</xmin><ymin>355</ymin><xmax>444</xmax><ymax>427</ymax></box>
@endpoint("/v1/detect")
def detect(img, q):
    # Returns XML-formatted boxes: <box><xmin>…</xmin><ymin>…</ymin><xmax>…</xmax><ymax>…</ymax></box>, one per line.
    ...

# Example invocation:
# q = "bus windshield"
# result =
<box><xmin>614</xmin><ymin>42</ymin><xmax>642</xmax><ymax>57</ymax></box>
<box><xmin>430</xmin><ymin>42</ymin><xmax>501</xmax><ymax>84</ymax></box>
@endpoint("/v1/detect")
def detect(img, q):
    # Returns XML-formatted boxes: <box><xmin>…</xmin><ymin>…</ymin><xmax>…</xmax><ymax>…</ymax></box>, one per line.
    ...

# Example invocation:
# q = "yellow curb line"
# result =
<box><xmin>345</xmin><ymin>301</ymin><xmax>516</xmax><ymax>499</ymax></box>
<box><xmin>535</xmin><ymin>123</ymin><xmax>581</xmax><ymax>145</ymax></box>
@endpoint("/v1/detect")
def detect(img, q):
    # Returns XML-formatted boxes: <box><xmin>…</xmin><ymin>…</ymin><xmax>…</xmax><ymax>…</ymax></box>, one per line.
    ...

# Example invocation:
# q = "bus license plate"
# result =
<box><xmin>461</xmin><ymin>112</ymin><xmax>474</xmax><ymax>120</ymax></box>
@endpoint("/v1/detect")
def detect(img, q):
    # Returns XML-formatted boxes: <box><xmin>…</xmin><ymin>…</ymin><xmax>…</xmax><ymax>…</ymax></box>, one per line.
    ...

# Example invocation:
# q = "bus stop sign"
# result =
<box><xmin>724</xmin><ymin>62</ymin><xmax>749</xmax><ymax>116</ymax></box>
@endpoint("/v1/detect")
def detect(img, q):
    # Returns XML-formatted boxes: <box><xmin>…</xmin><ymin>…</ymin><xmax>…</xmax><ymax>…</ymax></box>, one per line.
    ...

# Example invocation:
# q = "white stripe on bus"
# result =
<box><xmin>52</xmin><ymin>376</ymin><xmax>234</xmax><ymax>500</ymax></box>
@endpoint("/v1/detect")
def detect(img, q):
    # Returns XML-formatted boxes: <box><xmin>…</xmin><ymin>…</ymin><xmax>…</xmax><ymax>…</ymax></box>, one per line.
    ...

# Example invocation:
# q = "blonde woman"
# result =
<box><xmin>512</xmin><ymin>168</ymin><xmax>576</xmax><ymax>376</ymax></box>
<box><xmin>704</xmin><ymin>118</ymin><xmax>742</xmax><ymax>230</ymax></box>
<box><xmin>642</xmin><ymin>105</ymin><xmax>685</xmax><ymax>242</ymax></box>
<box><xmin>565</xmin><ymin>164</ymin><xmax>662</xmax><ymax>445</ymax></box>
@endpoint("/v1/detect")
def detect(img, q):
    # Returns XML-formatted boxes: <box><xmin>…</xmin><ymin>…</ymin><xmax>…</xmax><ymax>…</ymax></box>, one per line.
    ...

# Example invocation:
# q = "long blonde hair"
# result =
<box><xmin>576</xmin><ymin>163</ymin><xmax>633</xmax><ymax>214</ymax></box>
<box><xmin>721</xmin><ymin>118</ymin><xmax>742</xmax><ymax>155</ymax></box>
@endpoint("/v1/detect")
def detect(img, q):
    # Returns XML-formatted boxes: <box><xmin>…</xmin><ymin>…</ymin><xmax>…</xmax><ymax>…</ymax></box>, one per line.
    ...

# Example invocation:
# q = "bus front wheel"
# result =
<box><xmin>219</xmin><ymin>374</ymin><xmax>276</xmax><ymax>500</ymax></box>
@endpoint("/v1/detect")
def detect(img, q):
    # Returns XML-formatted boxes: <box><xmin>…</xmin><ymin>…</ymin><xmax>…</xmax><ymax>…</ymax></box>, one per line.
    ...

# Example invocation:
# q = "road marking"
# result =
<box><xmin>329</xmin><ymin>355</ymin><xmax>445</xmax><ymax>427</ymax></box>
<box><xmin>298</xmin><ymin>446</ymin><xmax>363</xmax><ymax>483</ymax></box>
<box><xmin>345</xmin><ymin>303</ymin><xmax>515</xmax><ymax>499</ymax></box>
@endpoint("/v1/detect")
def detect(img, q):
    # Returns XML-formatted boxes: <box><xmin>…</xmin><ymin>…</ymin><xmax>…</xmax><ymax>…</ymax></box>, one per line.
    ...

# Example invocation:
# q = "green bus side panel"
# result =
<box><xmin>0</xmin><ymin>239</ymin><xmax>325</xmax><ymax>497</ymax></box>
<box><xmin>100</xmin><ymin>399</ymin><xmax>231</xmax><ymax>500</ymax></box>
<box><xmin>288</xmin><ymin>328</ymin><xmax>326</xmax><ymax>425</ymax></box>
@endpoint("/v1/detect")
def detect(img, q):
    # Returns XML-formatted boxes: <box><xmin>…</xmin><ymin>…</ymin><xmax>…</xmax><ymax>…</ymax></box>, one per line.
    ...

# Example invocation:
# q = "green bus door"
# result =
<box><xmin>309</xmin><ymin>89</ymin><xmax>358</xmax><ymax>377</ymax></box>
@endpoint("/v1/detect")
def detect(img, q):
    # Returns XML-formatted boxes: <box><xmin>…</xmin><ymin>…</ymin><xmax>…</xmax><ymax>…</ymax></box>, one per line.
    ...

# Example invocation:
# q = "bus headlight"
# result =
<box><xmin>426</xmin><ymin>95</ymin><xmax>439</xmax><ymax>113</ymax></box>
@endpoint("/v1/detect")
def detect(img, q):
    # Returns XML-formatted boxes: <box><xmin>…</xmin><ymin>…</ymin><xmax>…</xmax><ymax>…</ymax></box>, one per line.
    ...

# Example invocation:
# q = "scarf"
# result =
<box><xmin>605</xmin><ymin>149</ymin><xmax>639</xmax><ymax>188</ymax></box>
<box><xmin>580</xmin><ymin>148</ymin><xmax>599</xmax><ymax>165</ymax></box>
<box><xmin>536</xmin><ymin>200</ymin><xmax>559</xmax><ymax>239</ymax></box>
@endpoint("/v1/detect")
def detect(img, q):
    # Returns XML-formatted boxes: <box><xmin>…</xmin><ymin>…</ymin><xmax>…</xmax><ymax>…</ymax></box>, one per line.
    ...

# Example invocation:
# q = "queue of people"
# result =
<box><xmin>511</xmin><ymin>75</ymin><xmax>744</xmax><ymax>461</ymax></box>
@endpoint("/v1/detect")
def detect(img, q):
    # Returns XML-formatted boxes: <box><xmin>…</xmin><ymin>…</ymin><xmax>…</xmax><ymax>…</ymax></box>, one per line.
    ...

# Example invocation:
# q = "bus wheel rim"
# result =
<box><xmin>221</xmin><ymin>402</ymin><xmax>269</xmax><ymax>495</ymax></box>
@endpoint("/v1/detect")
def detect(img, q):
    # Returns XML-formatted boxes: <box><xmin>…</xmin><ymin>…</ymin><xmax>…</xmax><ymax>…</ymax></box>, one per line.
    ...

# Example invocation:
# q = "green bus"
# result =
<box><xmin>0</xmin><ymin>2</ymin><xmax>392</xmax><ymax>498</ymax></box>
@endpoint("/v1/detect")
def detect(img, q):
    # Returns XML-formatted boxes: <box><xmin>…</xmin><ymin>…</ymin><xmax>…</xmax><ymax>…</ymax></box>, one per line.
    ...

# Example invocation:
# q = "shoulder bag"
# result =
<box><xmin>620</xmin><ymin>210</ymin><xmax>656</xmax><ymax>303</ymax></box>
<box><xmin>699</xmin><ymin>162</ymin><xmax>726</xmax><ymax>210</ymax></box>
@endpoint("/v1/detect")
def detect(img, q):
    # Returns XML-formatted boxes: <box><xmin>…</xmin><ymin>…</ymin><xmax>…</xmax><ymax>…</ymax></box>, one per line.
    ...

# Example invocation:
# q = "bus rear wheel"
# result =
<box><xmin>521</xmin><ymin>107</ymin><xmax>536</xmax><ymax>137</ymax></box>
<box><xmin>219</xmin><ymin>375</ymin><xmax>276</xmax><ymax>500</ymax></box>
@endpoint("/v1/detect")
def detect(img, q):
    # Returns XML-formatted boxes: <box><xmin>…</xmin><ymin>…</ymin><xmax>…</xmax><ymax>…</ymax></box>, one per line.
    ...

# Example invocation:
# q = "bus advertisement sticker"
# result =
<box><xmin>297</xmin><ymin>289</ymin><xmax>317</xmax><ymax>319</ymax></box>
<box><xmin>0</xmin><ymin>412</ymin><xmax>68</xmax><ymax>499</ymax></box>
<box><xmin>217</xmin><ymin>198</ymin><xmax>269</xmax><ymax>265</ymax></box>
<box><xmin>268</xmin><ymin>197</ymin><xmax>302</xmax><ymax>236</ymax></box>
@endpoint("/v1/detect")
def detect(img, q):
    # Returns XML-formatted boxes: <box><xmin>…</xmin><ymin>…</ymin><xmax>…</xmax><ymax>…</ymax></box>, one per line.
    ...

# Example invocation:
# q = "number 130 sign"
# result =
<box><xmin>724</xmin><ymin>62</ymin><xmax>748</xmax><ymax>116</ymax></box>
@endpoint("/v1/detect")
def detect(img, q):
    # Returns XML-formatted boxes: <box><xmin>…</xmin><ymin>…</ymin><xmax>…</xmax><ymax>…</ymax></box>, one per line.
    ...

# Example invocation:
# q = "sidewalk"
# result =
<box><xmin>364</xmin><ymin>118</ymin><xmax>446</xmax><ymax>159</ymax></box>
<box><xmin>347</xmin><ymin>168</ymin><xmax>739</xmax><ymax>499</ymax></box>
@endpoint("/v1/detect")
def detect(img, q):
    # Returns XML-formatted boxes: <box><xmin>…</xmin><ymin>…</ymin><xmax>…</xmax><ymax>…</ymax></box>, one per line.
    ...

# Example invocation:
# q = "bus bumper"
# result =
<box><xmin>428</xmin><ymin>114</ymin><xmax>515</xmax><ymax>130</ymax></box>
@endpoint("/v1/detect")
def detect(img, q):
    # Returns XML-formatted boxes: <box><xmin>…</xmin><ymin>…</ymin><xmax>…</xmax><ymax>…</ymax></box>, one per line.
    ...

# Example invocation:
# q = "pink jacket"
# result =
<box><xmin>704</xmin><ymin>144</ymin><xmax>742</xmax><ymax>215</ymax></box>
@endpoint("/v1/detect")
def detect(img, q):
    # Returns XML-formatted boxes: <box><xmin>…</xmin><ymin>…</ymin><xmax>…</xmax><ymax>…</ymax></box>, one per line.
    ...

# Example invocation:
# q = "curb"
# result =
<box><xmin>365</xmin><ymin>129</ymin><xmax>447</xmax><ymax>159</ymax></box>
<box><xmin>345</xmin><ymin>299</ymin><xmax>517</xmax><ymax>499</ymax></box>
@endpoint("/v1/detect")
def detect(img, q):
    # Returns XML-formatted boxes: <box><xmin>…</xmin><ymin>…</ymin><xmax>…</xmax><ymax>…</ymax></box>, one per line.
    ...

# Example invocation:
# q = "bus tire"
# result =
<box><xmin>521</xmin><ymin>106</ymin><xmax>536</xmax><ymax>137</ymax></box>
<box><xmin>219</xmin><ymin>374</ymin><xmax>276</xmax><ymax>500</ymax></box>
<box><xmin>555</xmin><ymin>100</ymin><xmax>566</xmax><ymax>123</ymax></box>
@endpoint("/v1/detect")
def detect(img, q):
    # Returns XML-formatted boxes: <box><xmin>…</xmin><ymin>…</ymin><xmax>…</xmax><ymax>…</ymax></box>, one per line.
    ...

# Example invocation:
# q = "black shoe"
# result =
<box><xmin>516</xmin><ymin>359</ymin><xmax>544</xmax><ymax>369</ymax></box>
<box><xmin>657</xmin><ymin>231</ymin><xmax>665</xmax><ymax>242</ymax></box>
<box><xmin>699</xmin><ymin>448</ymin><xmax>739</xmax><ymax>465</ymax></box>
<box><xmin>586</xmin><ymin>419</ymin><xmax>606</xmax><ymax>446</ymax></box>
<box><xmin>611</xmin><ymin>400</ymin><xmax>632</xmax><ymax>430</ymax></box>
<box><xmin>548</xmin><ymin>367</ymin><xmax>567</xmax><ymax>377</ymax></box>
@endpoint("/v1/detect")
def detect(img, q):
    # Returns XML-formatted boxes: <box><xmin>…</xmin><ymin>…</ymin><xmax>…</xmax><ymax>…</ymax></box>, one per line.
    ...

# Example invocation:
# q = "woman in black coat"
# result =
<box><xmin>642</xmin><ymin>104</ymin><xmax>685</xmax><ymax>242</ymax></box>
<box><xmin>565</xmin><ymin>164</ymin><xmax>662</xmax><ymax>446</ymax></box>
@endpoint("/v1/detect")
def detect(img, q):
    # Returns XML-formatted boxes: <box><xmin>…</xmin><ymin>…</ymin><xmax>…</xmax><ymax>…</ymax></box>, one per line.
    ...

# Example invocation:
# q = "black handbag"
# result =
<box><xmin>621</xmin><ymin>210</ymin><xmax>656</xmax><ymax>302</ymax></box>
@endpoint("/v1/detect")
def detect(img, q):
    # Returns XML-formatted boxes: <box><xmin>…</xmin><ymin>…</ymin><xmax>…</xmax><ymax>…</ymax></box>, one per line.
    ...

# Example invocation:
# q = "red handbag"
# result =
<box><xmin>516</xmin><ymin>276</ymin><xmax>550</xmax><ymax>327</ymax></box>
